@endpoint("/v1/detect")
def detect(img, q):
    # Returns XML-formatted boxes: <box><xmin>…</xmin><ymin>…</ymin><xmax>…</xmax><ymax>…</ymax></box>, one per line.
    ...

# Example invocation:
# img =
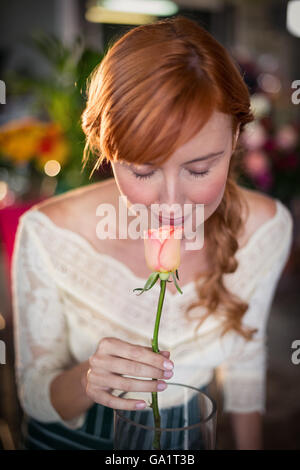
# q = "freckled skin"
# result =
<box><xmin>111</xmin><ymin>110</ymin><xmax>239</xmax><ymax>241</ymax></box>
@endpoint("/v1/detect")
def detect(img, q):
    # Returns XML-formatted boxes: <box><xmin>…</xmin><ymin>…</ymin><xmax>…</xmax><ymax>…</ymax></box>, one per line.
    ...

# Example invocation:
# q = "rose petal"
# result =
<box><xmin>144</xmin><ymin>238</ymin><xmax>161</xmax><ymax>271</ymax></box>
<box><xmin>159</xmin><ymin>237</ymin><xmax>181</xmax><ymax>272</ymax></box>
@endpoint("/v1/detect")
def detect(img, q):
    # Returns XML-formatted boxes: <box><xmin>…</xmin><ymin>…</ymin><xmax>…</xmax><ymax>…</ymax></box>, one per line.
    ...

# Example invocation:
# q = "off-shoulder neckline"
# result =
<box><xmin>22</xmin><ymin>198</ymin><xmax>284</xmax><ymax>298</ymax></box>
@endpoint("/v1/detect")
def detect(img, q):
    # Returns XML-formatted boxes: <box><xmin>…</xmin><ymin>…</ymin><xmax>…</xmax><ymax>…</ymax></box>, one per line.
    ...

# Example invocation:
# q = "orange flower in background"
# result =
<box><xmin>35</xmin><ymin>123</ymin><xmax>69</xmax><ymax>170</ymax></box>
<box><xmin>0</xmin><ymin>118</ymin><xmax>69</xmax><ymax>167</ymax></box>
<box><xmin>0</xmin><ymin>118</ymin><xmax>45</xmax><ymax>163</ymax></box>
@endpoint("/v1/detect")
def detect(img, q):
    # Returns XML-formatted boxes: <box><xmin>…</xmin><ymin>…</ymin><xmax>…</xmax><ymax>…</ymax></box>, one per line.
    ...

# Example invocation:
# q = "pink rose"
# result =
<box><xmin>244</xmin><ymin>150</ymin><xmax>270</xmax><ymax>177</ymax></box>
<box><xmin>241</xmin><ymin>122</ymin><xmax>268</xmax><ymax>150</ymax></box>
<box><xmin>143</xmin><ymin>225</ymin><xmax>183</xmax><ymax>273</ymax></box>
<box><xmin>255</xmin><ymin>170</ymin><xmax>273</xmax><ymax>191</ymax></box>
<box><xmin>276</xmin><ymin>125</ymin><xmax>298</xmax><ymax>150</ymax></box>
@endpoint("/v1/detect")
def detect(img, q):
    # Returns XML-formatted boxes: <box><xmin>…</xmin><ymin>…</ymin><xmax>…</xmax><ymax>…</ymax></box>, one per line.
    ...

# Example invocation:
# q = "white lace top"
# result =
<box><xmin>11</xmin><ymin>198</ymin><xmax>293</xmax><ymax>430</ymax></box>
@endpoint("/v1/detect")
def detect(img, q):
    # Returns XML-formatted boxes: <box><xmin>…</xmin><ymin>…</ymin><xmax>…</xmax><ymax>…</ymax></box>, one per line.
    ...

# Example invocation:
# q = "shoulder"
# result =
<box><xmin>223</xmin><ymin>187</ymin><xmax>293</xmax><ymax>295</ymax></box>
<box><xmin>30</xmin><ymin>177</ymin><xmax>117</xmax><ymax>232</ymax></box>
<box><xmin>237</xmin><ymin>186</ymin><xmax>280</xmax><ymax>249</ymax></box>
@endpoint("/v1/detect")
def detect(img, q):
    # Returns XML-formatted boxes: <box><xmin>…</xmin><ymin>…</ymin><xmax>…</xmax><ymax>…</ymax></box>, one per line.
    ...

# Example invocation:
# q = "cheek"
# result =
<box><xmin>187</xmin><ymin>165</ymin><xmax>228</xmax><ymax>225</ymax></box>
<box><xmin>189</xmin><ymin>172</ymin><xmax>227</xmax><ymax>206</ymax></box>
<box><xmin>114</xmin><ymin>171</ymin><xmax>157</xmax><ymax>206</ymax></box>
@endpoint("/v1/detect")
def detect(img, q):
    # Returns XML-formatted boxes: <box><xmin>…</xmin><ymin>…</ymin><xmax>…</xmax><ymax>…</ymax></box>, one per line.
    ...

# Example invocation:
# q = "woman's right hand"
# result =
<box><xmin>84</xmin><ymin>337</ymin><xmax>174</xmax><ymax>410</ymax></box>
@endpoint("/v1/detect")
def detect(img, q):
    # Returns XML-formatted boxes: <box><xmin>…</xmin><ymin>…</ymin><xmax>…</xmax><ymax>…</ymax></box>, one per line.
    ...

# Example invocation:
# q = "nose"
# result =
<box><xmin>158</xmin><ymin>173</ymin><xmax>185</xmax><ymax>215</ymax></box>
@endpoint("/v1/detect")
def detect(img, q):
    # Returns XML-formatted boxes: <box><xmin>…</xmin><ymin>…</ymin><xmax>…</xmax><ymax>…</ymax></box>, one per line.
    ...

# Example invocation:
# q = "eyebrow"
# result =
<box><xmin>143</xmin><ymin>150</ymin><xmax>225</xmax><ymax>166</ymax></box>
<box><xmin>183</xmin><ymin>151</ymin><xmax>224</xmax><ymax>164</ymax></box>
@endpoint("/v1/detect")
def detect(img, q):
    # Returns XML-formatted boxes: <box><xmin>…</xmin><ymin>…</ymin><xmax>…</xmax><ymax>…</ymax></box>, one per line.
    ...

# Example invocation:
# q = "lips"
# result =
<box><xmin>158</xmin><ymin>214</ymin><xmax>185</xmax><ymax>226</ymax></box>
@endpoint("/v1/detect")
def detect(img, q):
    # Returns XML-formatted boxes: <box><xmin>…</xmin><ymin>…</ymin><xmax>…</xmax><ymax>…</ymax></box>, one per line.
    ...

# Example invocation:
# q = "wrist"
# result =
<box><xmin>80</xmin><ymin>360</ymin><xmax>90</xmax><ymax>394</ymax></box>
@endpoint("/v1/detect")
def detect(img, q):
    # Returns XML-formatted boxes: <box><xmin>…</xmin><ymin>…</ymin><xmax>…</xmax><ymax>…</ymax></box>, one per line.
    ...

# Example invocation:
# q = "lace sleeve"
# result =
<box><xmin>11</xmin><ymin>212</ymin><xmax>87</xmax><ymax>429</ymax></box>
<box><xmin>221</xmin><ymin>206</ymin><xmax>293</xmax><ymax>414</ymax></box>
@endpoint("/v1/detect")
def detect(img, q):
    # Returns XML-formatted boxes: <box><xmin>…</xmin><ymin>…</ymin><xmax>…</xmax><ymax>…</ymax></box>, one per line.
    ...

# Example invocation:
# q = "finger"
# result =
<box><xmin>92</xmin><ymin>355</ymin><xmax>173</xmax><ymax>380</ymax></box>
<box><xmin>103</xmin><ymin>372</ymin><xmax>168</xmax><ymax>394</ymax></box>
<box><xmin>145</xmin><ymin>348</ymin><xmax>171</xmax><ymax>361</ymax></box>
<box><xmin>102</xmin><ymin>338</ymin><xmax>174</xmax><ymax>371</ymax></box>
<box><xmin>144</xmin><ymin>346</ymin><xmax>170</xmax><ymax>358</ymax></box>
<box><xmin>160</xmin><ymin>351</ymin><xmax>170</xmax><ymax>358</ymax></box>
<box><xmin>95</xmin><ymin>389</ymin><xmax>148</xmax><ymax>411</ymax></box>
<box><xmin>86</xmin><ymin>369</ymin><xmax>114</xmax><ymax>392</ymax></box>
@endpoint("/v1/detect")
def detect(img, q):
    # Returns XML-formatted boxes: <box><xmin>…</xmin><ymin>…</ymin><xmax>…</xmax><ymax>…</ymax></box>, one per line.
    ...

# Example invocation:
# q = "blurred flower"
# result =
<box><xmin>275</xmin><ymin>124</ymin><xmax>298</xmax><ymax>150</ymax></box>
<box><xmin>0</xmin><ymin>118</ymin><xmax>69</xmax><ymax>168</ymax></box>
<box><xmin>241</xmin><ymin>122</ymin><xmax>268</xmax><ymax>150</ymax></box>
<box><xmin>255</xmin><ymin>171</ymin><xmax>273</xmax><ymax>191</ymax></box>
<box><xmin>244</xmin><ymin>150</ymin><xmax>270</xmax><ymax>178</ymax></box>
<box><xmin>35</xmin><ymin>123</ymin><xmax>69</xmax><ymax>170</ymax></box>
<box><xmin>0</xmin><ymin>118</ymin><xmax>45</xmax><ymax>163</ymax></box>
<box><xmin>243</xmin><ymin>149</ymin><xmax>274</xmax><ymax>192</ymax></box>
<box><xmin>258</xmin><ymin>73</ymin><xmax>281</xmax><ymax>95</ymax></box>
<box><xmin>257</xmin><ymin>53</ymin><xmax>279</xmax><ymax>73</ymax></box>
<box><xmin>250</xmin><ymin>93</ymin><xmax>272</xmax><ymax>119</ymax></box>
<box><xmin>263</xmin><ymin>138</ymin><xmax>277</xmax><ymax>153</ymax></box>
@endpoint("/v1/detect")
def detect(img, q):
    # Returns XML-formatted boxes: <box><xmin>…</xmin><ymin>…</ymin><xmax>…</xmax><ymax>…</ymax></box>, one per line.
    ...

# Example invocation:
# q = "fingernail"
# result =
<box><xmin>163</xmin><ymin>360</ymin><xmax>174</xmax><ymax>370</ymax></box>
<box><xmin>157</xmin><ymin>381</ymin><xmax>168</xmax><ymax>391</ymax></box>
<box><xmin>163</xmin><ymin>370</ymin><xmax>173</xmax><ymax>378</ymax></box>
<box><xmin>135</xmin><ymin>402</ymin><xmax>147</xmax><ymax>409</ymax></box>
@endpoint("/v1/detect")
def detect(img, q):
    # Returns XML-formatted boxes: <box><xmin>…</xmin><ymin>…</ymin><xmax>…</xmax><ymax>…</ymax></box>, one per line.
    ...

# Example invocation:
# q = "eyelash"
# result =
<box><xmin>133</xmin><ymin>171</ymin><xmax>156</xmax><ymax>180</ymax></box>
<box><xmin>188</xmin><ymin>169</ymin><xmax>210</xmax><ymax>179</ymax></box>
<box><xmin>132</xmin><ymin>169</ymin><xmax>210</xmax><ymax>180</ymax></box>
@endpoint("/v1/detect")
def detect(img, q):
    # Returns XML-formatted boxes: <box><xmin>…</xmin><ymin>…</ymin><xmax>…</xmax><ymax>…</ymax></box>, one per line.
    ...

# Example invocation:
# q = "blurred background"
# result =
<box><xmin>0</xmin><ymin>0</ymin><xmax>299</xmax><ymax>450</ymax></box>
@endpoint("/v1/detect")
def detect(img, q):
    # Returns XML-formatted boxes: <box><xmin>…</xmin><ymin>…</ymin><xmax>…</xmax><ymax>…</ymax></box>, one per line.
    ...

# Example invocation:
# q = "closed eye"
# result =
<box><xmin>187</xmin><ymin>169</ymin><xmax>210</xmax><ymax>178</ymax></box>
<box><xmin>132</xmin><ymin>169</ymin><xmax>210</xmax><ymax>180</ymax></box>
<box><xmin>132</xmin><ymin>171</ymin><xmax>156</xmax><ymax>180</ymax></box>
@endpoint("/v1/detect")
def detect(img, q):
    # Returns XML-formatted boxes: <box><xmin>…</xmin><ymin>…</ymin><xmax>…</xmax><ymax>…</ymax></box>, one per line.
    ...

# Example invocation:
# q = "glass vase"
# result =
<box><xmin>113</xmin><ymin>382</ymin><xmax>217</xmax><ymax>450</ymax></box>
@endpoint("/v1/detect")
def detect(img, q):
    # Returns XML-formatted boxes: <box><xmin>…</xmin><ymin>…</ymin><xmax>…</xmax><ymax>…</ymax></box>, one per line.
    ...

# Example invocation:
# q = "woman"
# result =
<box><xmin>12</xmin><ymin>16</ymin><xmax>293</xmax><ymax>450</ymax></box>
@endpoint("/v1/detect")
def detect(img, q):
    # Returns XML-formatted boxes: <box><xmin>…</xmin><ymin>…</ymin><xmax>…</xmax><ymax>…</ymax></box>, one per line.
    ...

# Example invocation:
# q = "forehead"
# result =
<box><xmin>113</xmin><ymin>110</ymin><xmax>233</xmax><ymax>169</ymax></box>
<box><xmin>185</xmin><ymin>111</ymin><xmax>232</xmax><ymax>144</ymax></box>
<box><xmin>172</xmin><ymin>111</ymin><xmax>232</xmax><ymax>160</ymax></box>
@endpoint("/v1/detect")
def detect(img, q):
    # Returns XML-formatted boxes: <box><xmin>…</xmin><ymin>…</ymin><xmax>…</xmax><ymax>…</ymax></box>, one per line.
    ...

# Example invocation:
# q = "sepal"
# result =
<box><xmin>171</xmin><ymin>271</ymin><xmax>183</xmax><ymax>294</ymax></box>
<box><xmin>133</xmin><ymin>272</ymin><xmax>159</xmax><ymax>296</ymax></box>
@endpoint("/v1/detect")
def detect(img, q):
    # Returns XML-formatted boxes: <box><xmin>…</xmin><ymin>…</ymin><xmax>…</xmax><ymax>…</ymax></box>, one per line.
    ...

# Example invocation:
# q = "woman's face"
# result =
<box><xmin>111</xmin><ymin>110</ymin><xmax>239</xmax><ymax>239</ymax></box>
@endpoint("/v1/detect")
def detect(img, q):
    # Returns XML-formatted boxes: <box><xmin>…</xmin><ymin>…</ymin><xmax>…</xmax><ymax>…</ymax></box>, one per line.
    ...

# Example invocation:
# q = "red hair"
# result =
<box><xmin>81</xmin><ymin>16</ymin><xmax>257</xmax><ymax>341</ymax></box>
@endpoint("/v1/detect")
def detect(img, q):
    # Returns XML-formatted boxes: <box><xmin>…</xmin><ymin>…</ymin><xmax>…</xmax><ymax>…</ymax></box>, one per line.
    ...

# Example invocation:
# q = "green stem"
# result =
<box><xmin>150</xmin><ymin>278</ymin><xmax>167</xmax><ymax>450</ymax></box>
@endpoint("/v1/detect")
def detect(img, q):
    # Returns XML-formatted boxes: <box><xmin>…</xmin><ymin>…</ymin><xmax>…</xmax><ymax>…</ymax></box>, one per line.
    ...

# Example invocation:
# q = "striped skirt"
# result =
<box><xmin>21</xmin><ymin>383</ymin><xmax>210</xmax><ymax>450</ymax></box>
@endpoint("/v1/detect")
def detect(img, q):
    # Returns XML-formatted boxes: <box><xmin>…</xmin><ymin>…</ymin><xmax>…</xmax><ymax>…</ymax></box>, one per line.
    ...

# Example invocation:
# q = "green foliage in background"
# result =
<box><xmin>4</xmin><ymin>32</ymin><xmax>104</xmax><ymax>194</ymax></box>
